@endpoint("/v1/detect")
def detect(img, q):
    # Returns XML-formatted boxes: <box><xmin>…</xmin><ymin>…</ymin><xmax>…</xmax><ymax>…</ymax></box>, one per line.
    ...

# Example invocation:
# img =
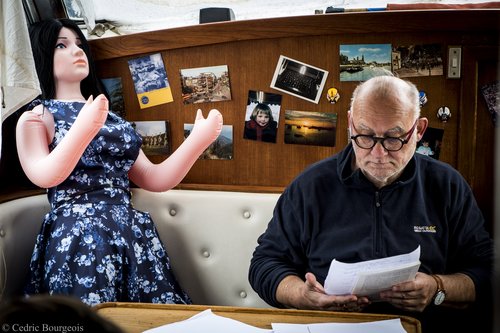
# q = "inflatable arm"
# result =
<box><xmin>16</xmin><ymin>95</ymin><xmax>109</xmax><ymax>188</ymax></box>
<box><xmin>129</xmin><ymin>109</ymin><xmax>223</xmax><ymax>192</ymax></box>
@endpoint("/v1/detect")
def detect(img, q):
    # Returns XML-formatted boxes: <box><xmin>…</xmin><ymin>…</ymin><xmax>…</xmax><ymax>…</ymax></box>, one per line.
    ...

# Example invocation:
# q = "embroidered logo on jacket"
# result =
<box><xmin>413</xmin><ymin>225</ymin><xmax>437</xmax><ymax>233</ymax></box>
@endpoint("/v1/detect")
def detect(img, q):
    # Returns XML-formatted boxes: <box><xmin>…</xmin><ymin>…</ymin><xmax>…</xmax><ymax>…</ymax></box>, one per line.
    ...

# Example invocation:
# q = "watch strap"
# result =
<box><xmin>431</xmin><ymin>274</ymin><xmax>446</xmax><ymax>305</ymax></box>
<box><xmin>431</xmin><ymin>274</ymin><xmax>444</xmax><ymax>291</ymax></box>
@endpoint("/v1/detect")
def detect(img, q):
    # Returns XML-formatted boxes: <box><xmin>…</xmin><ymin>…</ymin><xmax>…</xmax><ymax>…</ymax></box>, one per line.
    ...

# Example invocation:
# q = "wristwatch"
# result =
<box><xmin>431</xmin><ymin>274</ymin><xmax>446</xmax><ymax>305</ymax></box>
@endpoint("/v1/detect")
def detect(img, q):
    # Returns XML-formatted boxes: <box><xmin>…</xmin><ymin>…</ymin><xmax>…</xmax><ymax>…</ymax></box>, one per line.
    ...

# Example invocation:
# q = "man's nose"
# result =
<box><xmin>371</xmin><ymin>140</ymin><xmax>388</xmax><ymax>156</ymax></box>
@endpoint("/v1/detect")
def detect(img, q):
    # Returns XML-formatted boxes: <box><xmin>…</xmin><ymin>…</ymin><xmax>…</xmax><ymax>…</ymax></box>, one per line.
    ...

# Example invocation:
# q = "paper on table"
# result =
<box><xmin>142</xmin><ymin>309</ymin><xmax>272</xmax><ymax>333</ymax></box>
<box><xmin>324</xmin><ymin>246</ymin><xmax>420</xmax><ymax>297</ymax></box>
<box><xmin>272</xmin><ymin>318</ymin><xmax>407</xmax><ymax>333</ymax></box>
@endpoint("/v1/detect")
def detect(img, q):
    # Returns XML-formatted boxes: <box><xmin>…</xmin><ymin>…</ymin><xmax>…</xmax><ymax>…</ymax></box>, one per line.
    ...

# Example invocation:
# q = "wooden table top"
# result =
<box><xmin>94</xmin><ymin>302</ymin><xmax>421</xmax><ymax>333</ymax></box>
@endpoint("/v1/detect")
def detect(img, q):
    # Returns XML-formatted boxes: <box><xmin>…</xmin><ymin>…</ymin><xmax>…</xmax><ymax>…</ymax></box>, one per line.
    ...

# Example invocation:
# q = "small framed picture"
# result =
<box><xmin>131</xmin><ymin>120</ymin><xmax>171</xmax><ymax>156</ymax></box>
<box><xmin>271</xmin><ymin>55</ymin><xmax>328</xmax><ymax>104</ymax></box>
<box><xmin>392</xmin><ymin>44</ymin><xmax>444</xmax><ymax>78</ymax></box>
<box><xmin>61</xmin><ymin>0</ymin><xmax>83</xmax><ymax>20</ymax></box>
<box><xmin>284</xmin><ymin>110</ymin><xmax>337</xmax><ymax>147</ymax></box>
<box><xmin>128</xmin><ymin>53</ymin><xmax>173</xmax><ymax>108</ymax></box>
<box><xmin>101</xmin><ymin>77</ymin><xmax>125</xmax><ymax>118</ymax></box>
<box><xmin>243</xmin><ymin>90</ymin><xmax>282</xmax><ymax>143</ymax></box>
<box><xmin>339</xmin><ymin>44</ymin><xmax>392</xmax><ymax>81</ymax></box>
<box><xmin>180</xmin><ymin>65</ymin><xmax>232</xmax><ymax>104</ymax></box>
<box><xmin>184</xmin><ymin>124</ymin><xmax>233</xmax><ymax>160</ymax></box>
<box><xmin>416</xmin><ymin>127</ymin><xmax>444</xmax><ymax>160</ymax></box>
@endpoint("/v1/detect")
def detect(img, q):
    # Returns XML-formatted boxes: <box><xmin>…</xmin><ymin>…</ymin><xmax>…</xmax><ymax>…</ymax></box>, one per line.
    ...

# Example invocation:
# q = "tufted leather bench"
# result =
<box><xmin>0</xmin><ymin>188</ymin><xmax>281</xmax><ymax>307</ymax></box>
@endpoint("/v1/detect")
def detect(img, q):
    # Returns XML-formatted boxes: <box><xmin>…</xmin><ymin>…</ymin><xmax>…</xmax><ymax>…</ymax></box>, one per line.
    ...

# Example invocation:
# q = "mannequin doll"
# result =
<box><xmin>16</xmin><ymin>18</ymin><xmax>222</xmax><ymax>305</ymax></box>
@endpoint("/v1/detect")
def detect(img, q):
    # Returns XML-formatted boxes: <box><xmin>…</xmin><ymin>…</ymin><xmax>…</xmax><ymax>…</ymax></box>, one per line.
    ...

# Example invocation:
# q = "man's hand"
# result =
<box><xmin>380</xmin><ymin>272</ymin><xmax>476</xmax><ymax>312</ymax></box>
<box><xmin>276</xmin><ymin>273</ymin><xmax>371</xmax><ymax>312</ymax></box>
<box><xmin>379</xmin><ymin>272</ymin><xmax>437</xmax><ymax>312</ymax></box>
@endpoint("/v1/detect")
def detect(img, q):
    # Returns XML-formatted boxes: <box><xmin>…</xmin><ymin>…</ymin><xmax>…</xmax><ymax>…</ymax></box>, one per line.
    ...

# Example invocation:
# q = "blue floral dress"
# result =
<box><xmin>24</xmin><ymin>100</ymin><xmax>191</xmax><ymax>306</ymax></box>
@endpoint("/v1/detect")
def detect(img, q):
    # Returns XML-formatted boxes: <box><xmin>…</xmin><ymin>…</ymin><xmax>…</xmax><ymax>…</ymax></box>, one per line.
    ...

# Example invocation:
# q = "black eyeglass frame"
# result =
<box><xmin>350</xmin><ymin>119</ymin><xmax>419</xmax><ymax>152</ymax></box>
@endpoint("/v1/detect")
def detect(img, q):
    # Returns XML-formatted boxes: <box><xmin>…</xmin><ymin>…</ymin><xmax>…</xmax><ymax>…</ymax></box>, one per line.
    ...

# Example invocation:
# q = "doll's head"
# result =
<box><xmin>29</xmin><ymin>18</ymin><xmax>105</xmax><ymax>99</ymax></box>
<box><xmin>250</xmin><ymin>103</ymin><xmax>273</xmax><ymax>127</ymax></box>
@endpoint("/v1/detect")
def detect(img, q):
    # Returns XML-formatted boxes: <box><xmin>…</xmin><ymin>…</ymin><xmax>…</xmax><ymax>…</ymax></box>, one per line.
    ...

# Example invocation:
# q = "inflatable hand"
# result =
<box><xmin>189</xmin><ymin>108</ymin><xmax>223</xmax><ymax>146</ymax></box>
<box><xmin>16</xmin><ymin>94</ymin><xmax>109</xmax><ymax>188</ymax></box>
<box><xmin>129</xmin><ymin>109</ymin><xmax>223</xmax><ymax>192</ymax></box>
<box><xmin>75</xmin><ymin>94</ymin><xmax>109</xmax><ymax>130</ymax></box>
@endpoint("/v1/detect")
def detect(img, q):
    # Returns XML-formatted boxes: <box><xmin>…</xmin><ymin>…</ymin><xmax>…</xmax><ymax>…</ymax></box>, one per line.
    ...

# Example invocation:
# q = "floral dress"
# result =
<box><xmin>25</xmin><ymin>100</ymin><xmax>191</xmax><ymax>306</ymax></box>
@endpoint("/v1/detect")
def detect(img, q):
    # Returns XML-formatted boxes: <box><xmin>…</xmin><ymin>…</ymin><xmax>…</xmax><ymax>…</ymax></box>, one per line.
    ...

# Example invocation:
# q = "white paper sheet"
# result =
<box><xmin>272</xmin><ymin>318</ymin><xmax>407</xmax><ymax>333</ymax></box>
<box><xmin>142</xmin><ymin>309</ymin><xmax>272</xmax><ymax>333</ymax></box>
<box><xmin>324</xmin><ymin>246</ymin><xmax>420</xmax><ymax>297</ymax></box>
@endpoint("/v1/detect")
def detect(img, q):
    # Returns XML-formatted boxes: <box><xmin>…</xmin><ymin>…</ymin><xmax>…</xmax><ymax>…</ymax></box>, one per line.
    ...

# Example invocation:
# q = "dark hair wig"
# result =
<box><xmin>28</xmin><ymin>18</ymin><xmax>106</xmax><ymax>100</ymax></box>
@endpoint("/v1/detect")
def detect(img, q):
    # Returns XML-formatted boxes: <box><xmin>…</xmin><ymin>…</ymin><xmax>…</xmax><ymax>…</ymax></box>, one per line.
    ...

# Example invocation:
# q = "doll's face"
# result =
<box><xmin>53</xmin><ymin>27</ymin><xmax>89</xmax><ymax>85</ymax></box>
<box><xmin>255</xmin><ymin>112</ymin><xmax>270</xmax><ymax>127</ymax></box>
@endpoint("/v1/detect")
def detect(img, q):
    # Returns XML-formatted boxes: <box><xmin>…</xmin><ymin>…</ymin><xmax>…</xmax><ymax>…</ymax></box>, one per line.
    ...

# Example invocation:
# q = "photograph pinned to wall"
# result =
<box><xmin>339</xmin><ymin>44</ymin><xmax>392</xmax><ymax>82</ymax></box>
<box><xmin>480</xmin><ymin>80</ymin><xmax>499</xmax><ymax>126</ymax></box>
<box><xmin>270</xmin><ymin>55</ymin><xmax>328</xmax><ymax>104</ymax></box>
<box><xmin>184</xmin><ymin>124</ymin><xmax>233</xmax><ymax>160</ymax></box>
<box><xmin>243</xmin><ymin>90</ymin><xmax>282</xmax><ymax>143</ymax></box>
<box><xmin>180</xmin><ymin>65</ymin><xmax>232</xmax><ymax>104</ymax></box>
<box><xmin>101</xmin><ymin>77</ymin><xmax>125</xmax><ymax>118</ymax></box>
<box><xmin>284</xmin><ymin>110</ymin><xmax>337</xmax><ymax>147</ymax></box>
<box><xmin>131</xmin><ymin>120</ymin><xmax>171</xmax><ymax>156</ymax></box>
<box><xmin>416</xmin><ymin>127</ymin><xmax>444</xmax><ymax>160</ymax></box>
<box><xmin>392</xmin><ymin>44</ymin><xmax>444</xmax><ymax>77</ymax></box>
<box><xmin>128</xmin><ymin>53</ymin><xmax>173</xmax><ymax>109</ymax></box>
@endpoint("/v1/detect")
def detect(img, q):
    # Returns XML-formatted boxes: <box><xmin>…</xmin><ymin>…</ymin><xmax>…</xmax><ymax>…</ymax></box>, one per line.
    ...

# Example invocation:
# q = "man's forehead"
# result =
<box><xmin>352</xmin><ymin>112</ymin><xmax>409</xmax><ymax>134</ymax></box>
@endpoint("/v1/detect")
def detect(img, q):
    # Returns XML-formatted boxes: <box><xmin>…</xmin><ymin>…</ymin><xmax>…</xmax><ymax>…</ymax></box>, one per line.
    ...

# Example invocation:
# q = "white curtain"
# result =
<box><xmin>0</xmin><ymin>0</ymin><xmax>41</xmax><ymax>158</ymax></box>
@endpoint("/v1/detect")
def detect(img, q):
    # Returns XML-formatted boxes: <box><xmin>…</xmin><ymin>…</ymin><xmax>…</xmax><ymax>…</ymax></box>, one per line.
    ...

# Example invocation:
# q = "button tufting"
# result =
<box><xmin>243</xmin><ymin>211</ymin><xmax>251</xmax><ymax>219</ymax></box>
<box><xmin>169</xmin><ymin>209</ymin><xmax>177</xmax><ymax>216</ymax></box>
<box><xmin>202</xmin><ymin>250</ymin><xmax>210</xmax><ymax>258</ymax></box>
<box><xmin>0</xmin><ymin>228</ymin><xmax>5</xmax><ymax>237</ymax></box>
<box><xmin>239</xmin><ymin>291</ymin><xmax>247</xmax><ymax>298</ymax></box>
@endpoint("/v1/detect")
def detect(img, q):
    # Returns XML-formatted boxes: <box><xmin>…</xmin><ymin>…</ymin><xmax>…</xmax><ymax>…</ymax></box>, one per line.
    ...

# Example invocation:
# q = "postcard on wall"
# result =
<box><xmin>101</xmin><ymin>77</ymin><xmax>125</xmax><ymax>118</ymax></box>
<box><xmin>392</xmin><ymin>44</ymin><xmax>444</xmax><ymax>77</ymax></box>
<box><xmin>131</xmin><ymin>120</ymin><xmax>171</xmax><ymax>156</ymax></box>
<box><xmin>184</xmin><ymin>124</ymin><xmax>233</xmax><ymax>160</ymax></box>
<box><xmin>128</xmin><ymin>53</ymin><xmax>173</xmax><ymax>109</ymax></box>
<box><xmin>284</xmin><ymin>110</ymin><xmax>337</xmax><ymax>147</ymax></box>
<box><xmin>180</xmin><ymin>65</ymin><xmax>232</xmax><ymax>104</ymax></box>
<box><xmin>243</xmin><ymin>90</ymin><xmax>282</xmax><ymax>144</ymax></box>
<box><xmin>339</xmin><ymin>44</ymin><xmax>392</xmax><ymax>82</ymax></box>
<box><xmin>480</xmin><ymin>80</ymin><xmax>499</xmax><ymax>126</ymax></box>
<box><xmin>415</xmin><ymin>126</ymin><xmax>444</xmax><ymax>160</ymax></box>
<box><xmin>270</xmin><ymin>55</ymin><xmax>328</xmax><ymax>104</ymax></box>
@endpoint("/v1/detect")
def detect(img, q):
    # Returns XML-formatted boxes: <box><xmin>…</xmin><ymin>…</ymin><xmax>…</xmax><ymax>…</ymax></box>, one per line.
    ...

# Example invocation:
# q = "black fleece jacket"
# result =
<box><xmin>249</xmin><ymin>144</ymin><xmax>493</xmax><ymax>332</ymax></box>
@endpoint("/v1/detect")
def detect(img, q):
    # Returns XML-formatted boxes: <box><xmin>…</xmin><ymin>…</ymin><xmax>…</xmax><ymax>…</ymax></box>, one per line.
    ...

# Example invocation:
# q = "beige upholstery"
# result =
<box><xmin>0</xmin><ymin>188</ymin><xmax>280</xmax><ymax>308</ymax></box>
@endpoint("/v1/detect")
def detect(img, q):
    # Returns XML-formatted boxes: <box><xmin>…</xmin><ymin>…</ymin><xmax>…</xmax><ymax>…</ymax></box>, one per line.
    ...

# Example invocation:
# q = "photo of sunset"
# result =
<box><xmin>284</xmin><ymin>110</ymin><xmax>337</xmax><ymax>147</ymax></box>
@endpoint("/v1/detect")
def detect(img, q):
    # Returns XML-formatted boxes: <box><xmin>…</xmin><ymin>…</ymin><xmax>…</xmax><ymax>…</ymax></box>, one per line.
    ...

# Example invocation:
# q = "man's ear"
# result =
<box><xmin>347</xmin><ymin>110</ymin><xmax>352</xmax><ymax>136</ymax></box>
<box><xmin>416</xmin><ymin>117</ymin><xmax>429</xmax><ymax>141</ymax></box>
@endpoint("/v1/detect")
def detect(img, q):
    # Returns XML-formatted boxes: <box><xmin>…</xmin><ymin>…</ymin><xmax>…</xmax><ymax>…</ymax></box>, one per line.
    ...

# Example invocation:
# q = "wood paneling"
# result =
<box><xmin>90</xmin><ymin>11</ymin><xmax>498</xmax><ymax>192</ymax></box>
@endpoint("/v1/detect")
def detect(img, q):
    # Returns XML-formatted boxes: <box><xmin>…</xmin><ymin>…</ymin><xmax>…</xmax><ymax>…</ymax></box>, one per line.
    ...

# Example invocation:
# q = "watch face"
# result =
<box><xmin>434</xmin><ymin>291</ymin><xmax>446</xmax><ymax>305</ymax></box>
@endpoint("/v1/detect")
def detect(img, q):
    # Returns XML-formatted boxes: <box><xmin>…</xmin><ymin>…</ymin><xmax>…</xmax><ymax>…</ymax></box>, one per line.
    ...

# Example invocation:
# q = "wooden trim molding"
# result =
<box><xmin>89</xmin><ymin>10</ymin><xmax>500</xmax><ymax>61</ymax></box>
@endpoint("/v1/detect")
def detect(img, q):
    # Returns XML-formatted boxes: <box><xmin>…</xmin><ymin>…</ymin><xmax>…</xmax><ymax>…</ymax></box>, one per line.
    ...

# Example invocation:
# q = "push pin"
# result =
<box><xmin>327</xmin><ymin>87</ymin><xmax>340</xmax><ymax>104</ymax></box>
<box><xmin>437</xmin><ymin>106</ymin><xmax>451</xmax><ymax>122</ymax></box>
<box><xmin>419</xmin><ymin>91</ymin><xmax>428</xmax><ymax>107</ymax></box>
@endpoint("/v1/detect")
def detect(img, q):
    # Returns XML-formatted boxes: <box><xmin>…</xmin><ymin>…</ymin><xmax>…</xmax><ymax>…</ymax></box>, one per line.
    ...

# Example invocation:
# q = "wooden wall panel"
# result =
<box><xmin>93</xmin><ymin>28</ymin><xmax>471</xmax><ymax>191</ymax></box>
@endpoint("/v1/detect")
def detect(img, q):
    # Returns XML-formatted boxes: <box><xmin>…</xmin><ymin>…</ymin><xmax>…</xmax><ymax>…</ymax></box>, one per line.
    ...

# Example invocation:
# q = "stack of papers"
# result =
<box><xmin>143</xmin><ymin>309</ymin><xmax>271</xmax><ymax>333</ymax></box>
<box><xmin>324</xmin><ymin>246</ymin><xmax>421</xmax><ymax>297</ymax></box>
<box><xmin>272</xmin><ymin>319</ymin><xmax>407</xmax><ymax>333</ymax></box>
<box><xmin>143</xmin><ymin>309</ymin><xmax>407</xmax><ymax>333</ymax></box>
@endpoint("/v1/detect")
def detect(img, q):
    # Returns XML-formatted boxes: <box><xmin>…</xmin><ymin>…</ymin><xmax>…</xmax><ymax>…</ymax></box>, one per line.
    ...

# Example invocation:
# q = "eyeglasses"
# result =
<box><xmin>350</xmin><ymin>119</ymin><xmax>418</xmax><ymax>152</ymax></box>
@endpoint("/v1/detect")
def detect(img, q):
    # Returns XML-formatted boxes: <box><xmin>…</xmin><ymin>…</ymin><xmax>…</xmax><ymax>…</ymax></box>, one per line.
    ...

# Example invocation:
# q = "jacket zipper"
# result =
<box><xmin>374</xmin><ymin>191</ymin><xmax>381</xmax><ymax>256</ymax></box>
